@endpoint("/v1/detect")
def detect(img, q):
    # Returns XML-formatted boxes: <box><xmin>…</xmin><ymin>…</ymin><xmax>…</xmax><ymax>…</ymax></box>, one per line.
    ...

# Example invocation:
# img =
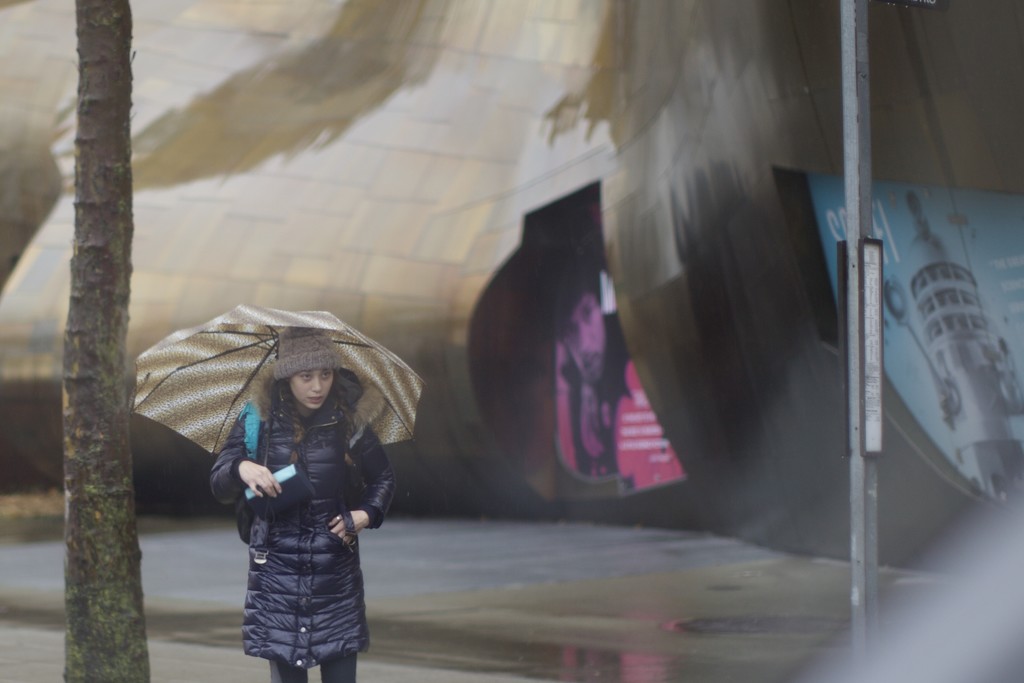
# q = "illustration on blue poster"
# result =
<box><xmin>808</xmin><ymin>173</ymin><xmax>1024</xmax><ymax>499</ymax></box>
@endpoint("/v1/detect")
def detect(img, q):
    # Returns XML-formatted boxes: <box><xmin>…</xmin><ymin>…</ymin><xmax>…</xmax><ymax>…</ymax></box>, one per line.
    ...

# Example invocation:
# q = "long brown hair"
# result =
<box><xmin>274</xmin><ymin>368</ymin><xmax>362</xmax><ymax>464</ymax></box>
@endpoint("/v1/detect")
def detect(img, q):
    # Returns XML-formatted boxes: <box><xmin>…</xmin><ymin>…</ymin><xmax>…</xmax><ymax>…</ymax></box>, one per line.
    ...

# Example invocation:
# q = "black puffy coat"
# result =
<box><xmin>210</xmin><ymin>380</ymin><xmax>395</xmax><ymax>670</ymax></box>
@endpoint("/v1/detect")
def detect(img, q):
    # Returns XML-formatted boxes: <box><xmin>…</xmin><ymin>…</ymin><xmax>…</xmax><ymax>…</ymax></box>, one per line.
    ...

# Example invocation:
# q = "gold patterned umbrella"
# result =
<box><xmin>133</xmin><ymin>304</ymin><xmax>423</xmax><ymax>453</ymax></box>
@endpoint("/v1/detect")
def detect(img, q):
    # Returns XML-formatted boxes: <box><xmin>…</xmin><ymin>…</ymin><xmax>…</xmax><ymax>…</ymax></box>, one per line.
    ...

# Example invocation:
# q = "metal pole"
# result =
<box><xmin>840</xmin><ymin>0</ymin><xmax>878</xmax><ymax>660</ymax></box>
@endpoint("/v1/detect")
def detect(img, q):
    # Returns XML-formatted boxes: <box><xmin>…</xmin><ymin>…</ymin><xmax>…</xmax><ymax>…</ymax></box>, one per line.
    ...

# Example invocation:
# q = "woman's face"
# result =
<box><xmin>562</xmin><ymin>291</ymin><xmax>606</xmax><ymax>384</ymax></box>
<box><xmin>288</xmin><ymin>368</ymin><xmax>334</xmax><ymax>416</ymax></box>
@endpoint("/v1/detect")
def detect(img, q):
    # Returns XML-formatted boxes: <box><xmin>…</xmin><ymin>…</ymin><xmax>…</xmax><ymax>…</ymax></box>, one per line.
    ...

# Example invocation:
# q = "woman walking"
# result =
<box><xmin>210</xmin><ymin>327</ymin><xmax>396</xmax><ymax>683</ymax></box>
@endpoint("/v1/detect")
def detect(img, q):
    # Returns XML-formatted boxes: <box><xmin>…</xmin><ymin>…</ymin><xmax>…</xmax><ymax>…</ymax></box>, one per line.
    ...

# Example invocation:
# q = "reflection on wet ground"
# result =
<box><xmin>0</xmin><ymin>517</ymin><xmax>901</xmax><ymax>682</ymax></box>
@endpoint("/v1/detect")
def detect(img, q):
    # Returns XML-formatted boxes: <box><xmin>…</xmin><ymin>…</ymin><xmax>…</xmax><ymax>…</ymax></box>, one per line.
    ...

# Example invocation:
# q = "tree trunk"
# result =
<box><xmin>64</xmin><ymin>0</ymin><xmax>149</xmax><ymax>680</ymax></box>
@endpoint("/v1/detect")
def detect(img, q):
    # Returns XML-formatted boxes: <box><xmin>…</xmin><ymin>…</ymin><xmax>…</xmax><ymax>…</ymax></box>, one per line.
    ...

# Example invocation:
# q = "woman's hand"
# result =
<box><xmin>238</xmin><ymin>460</ymin><xmax>281</xmax><ymax>498</ymax></box>
<box><xmin>328</xmin><ymin>509</ymin><xmax>369</xmax><ymax>544</ymax></box>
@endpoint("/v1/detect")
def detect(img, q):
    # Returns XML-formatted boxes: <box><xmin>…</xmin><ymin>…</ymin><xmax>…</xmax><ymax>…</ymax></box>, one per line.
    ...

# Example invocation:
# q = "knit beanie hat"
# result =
<box><xmin>273</xmin><ymin>327</ymin><xmax>342</xmax><ymax>379</ymax></box>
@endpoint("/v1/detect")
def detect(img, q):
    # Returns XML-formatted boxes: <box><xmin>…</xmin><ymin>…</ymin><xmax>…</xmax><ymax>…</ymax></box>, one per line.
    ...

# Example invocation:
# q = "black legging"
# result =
<box><xmin>269</xmin><ymin>654</ymin><xmax>357</xmax><ymax>683</ymax></box>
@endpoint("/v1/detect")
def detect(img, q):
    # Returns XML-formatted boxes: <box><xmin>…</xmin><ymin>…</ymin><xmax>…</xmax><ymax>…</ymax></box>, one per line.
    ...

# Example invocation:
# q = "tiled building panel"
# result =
<box><xmin>0</xmin><ymin>0</ymin><xmax>30</xmax><ymax>14</ymax></box>
<box><xmin>228</xmin><ymin>247</ymin><xmax>291</xmax><ymax>288</ymax></box>
<box><xmin>361</xmin><ymin>255</ymin><xmax>455</xmax><ymax>300</ymax></box>
<box><xmin>130</xmin><ymin>271</ymin><xmax>190</xmax><ymax>307</ymax></box>
<box><xmin>488</xmin><ymin>58</ymin><xmax>575</xmax><ymax>114</ymax></box>
<box><xmin>0</xmin><ymin>316</ymin><xmax>35</xmax><ymax>352</ymax></box>
<box><xmin>428</xmin><ymin>93</ymin><xmax>490</xmax><ymax>158</ymax></box>
<box><xmin>366</xmin><ymin>148</ymin><xmax>437</xmax><ymax>200</ymax></box>
<box><xmin>14</xmin><ymin>188</ymin><xmax>69</xmax><ymax>254</ymax></box>
<box><xmin>133</xmin><ymin>0</ymin><xmax>200</xmax><ymax>30</ymax></box>
<box><xmin>0</xmin><ymin>0</ymin><xmax>614</xmax><ymax>362</ymax></box>
<box><xmin>164</xmin><ymin>174</ymin><xmax>242</xmax><ymax>206</ymax></box>
<box><xmin>415</xmin><ymin>154</ymin><xmax>467</xmax><ymax>204</ymax></box>
<box><xmin>0</xmin><ymin>0</ymin><xmax>617</xmax><ymax>493</ymax></box>
<box><xmin>234</xmin><ymin>172</ymin><xmax>315</xmax><ymax>222</ymax></box>
<box><xmin>536</xmin><ymin>22</ymin><xmax>606</xmax><ymax>67</ymax></box>
<box><xmin>3</xmin><ymin>246</ymin><xmax>64</xmax><ymax>303</ymax></box>
<box><xmin>0</xmin><ymin>350</ymin><xmax>59</xmax><ymax>382</ymax></box>
<box><xmin>146</xmin><ymin>22</ymin><xmax>260</xmax><ymax>72</ymax></box>
<box><xmin>430</xmin><ymin>0</ymin><xmax>490</xmax><ymax>54</ymax></box>
<box><xmin>303</xmin><ymin>142</ymin><xmax>391</xmax><ymax>191</ymax></box>
<box><xmin>0</xmin><ymin>51</ymin><xmax>62</xmax><ymax>111</ymax></box>
<box><xmin>398</xmin><ymin>50</ymin><xmax>476</xmax><ymax>113</ymax></box>
<box><xmin>476</xmin><ymin>1</ymin><xmax>531</xmax><ymax>58</ymax></box>
<box><xmin>4</xmin><ymin>7</ymin><xmax>71</xmax><ymax>53</ymax></box>
<box><xmin>469</xmin><ymin>105</ymin><xmax>537</xmax><ymax>163</ymax></box>
<box><xmin>435</xmin><ymin>159</ymin><xmax>517</xmax><ymax>210</ymax></box>
<box><xmin>462</xmin><ymin>228</ymin><xmax>519</xmax><ymax>275</ymax></box>
<box><xmin>145</xmin><ymin>206</ymin><xmax>225</xmax><ymax>272</ymax></box>
<box><xmin>250</xmin><ymin>280</ymin><xmax>338</xmax><ymax>313</ymax></box>
<box><xmin>359</xmin><ymin>117</ymin><xmax>450</xmax><ymax>159</ymax></box>
<box><xmin>130</xmin><ymin>205</ymin><xmax>176</xmax><ymax>264</ymax></box>
<box><xmin>132</xmin><ymin>79</ymin><xmax>198</xmax><ymax>133</ymax></box>
<box><xmin>342</xmin><ymin>200</ymin><xmax>427</xmax><ymax>257</ymax></box>
<box><xmin>172</xmin><ymin>276</ymin><xmax>256</xmax><ymax>328</ymax></box>
<box><xmin>136</xmin><ymin>41</ymin><xmax>251</xmax><ymax>92</ymax></box>
<box><xmin>278</xmin><ymin>209</ymin><xmax>353</xmax><ymax>255</ymax></box>
<box><xmin>322</xmin><ymin>250</ymin><xmax>372</xmax><ymax>293</ymax></box>
<box><xmin>20</xmin><ymin>57</ymin><xmax>69</xmax><ymax>111</ymax></box>
<box><xmin>181</xmin><ymin>0</ymin><xmax>314</xmax><ymax>36</ymax></box>
<box><xmin>312</xmin><ymin>289</ymin><xmax>365</xmax><ymax>322</ymax></box>
<box><xmin>128</xmin><ymin>300</ymin><xmax>184</xmax><ymax>357</ymax></box>
<box><xmin>189</xmin><ymin>220</ymin><xmax>261</xmax><ymax>279</ymax></box>
<box><xmin>448</xmin><ymin>272</ymin><xmax>491</xmax><ymax>338</ymax></box>
<box><xmin>357</xmin><ymin>291</ymin><xmax>449</xmax><ymax>357</ymax></box>
<box><xmin>527</xmin><ymin>0</ymin><xmax>590</xmax><ymax>24</ymax></box>
<box><xmin>414</xmin><ymin>206</ymin><xmax>489</xmax><ymax>264</ymax></box>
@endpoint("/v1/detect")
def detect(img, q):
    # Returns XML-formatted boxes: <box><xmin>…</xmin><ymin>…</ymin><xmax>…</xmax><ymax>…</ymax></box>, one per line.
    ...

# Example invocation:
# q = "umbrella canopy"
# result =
<box><xmin>133</xmin><ymin>304</ymin><xmax>423</xmax><ymax>454</ymax></box>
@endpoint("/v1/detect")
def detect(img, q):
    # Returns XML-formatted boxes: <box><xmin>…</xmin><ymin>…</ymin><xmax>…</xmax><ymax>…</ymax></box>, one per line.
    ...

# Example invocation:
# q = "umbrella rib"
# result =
<box><xmin>133</xmin><ymin>334</ymin><xmax>275</xmax><ymax>412</ymax></box>
<box><xmin>378</xmin><ymin>392</ymin><xmax>417</xmax><ymax>440</ymax></box>
<box><xmin>333</xmin><ymin>340</ymin><xmax>375</xmax><ymax>350</ymax></box>
<box><xmin>211</xmin><ymin>340</ymin><xmax>278</xmax><ymax>452</ymax></box>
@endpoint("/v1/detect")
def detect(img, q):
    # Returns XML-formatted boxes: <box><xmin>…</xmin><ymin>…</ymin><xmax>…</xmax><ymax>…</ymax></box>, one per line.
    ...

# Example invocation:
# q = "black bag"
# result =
<box><xmin>236</xmin><ymin>470</ymin><xmax>318</xmax><ymax>543</ymax></box>
<box><xmin>236</xmin><ymin>495</ymin><xmax>255</xmax><ymax>544</ymax></box>
<box><xmin>244</xmin><ymin>463</ymin><xmax>315</xmax><ymax>517</ymax></box>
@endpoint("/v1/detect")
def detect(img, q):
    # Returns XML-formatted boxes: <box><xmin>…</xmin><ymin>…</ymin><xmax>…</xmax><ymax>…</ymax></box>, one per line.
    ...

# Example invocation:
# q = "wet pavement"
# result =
<box><xmin>0</xmin><ymin>517</ymin><xmax>922</xmax><ymax>682</ymax></box>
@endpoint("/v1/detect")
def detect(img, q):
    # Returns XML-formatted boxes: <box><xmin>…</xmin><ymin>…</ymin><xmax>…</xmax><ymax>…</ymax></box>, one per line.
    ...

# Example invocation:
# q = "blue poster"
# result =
<box><xmin>808</xmin><ymin>174</ymin><xmax>1024</xmax><ymax>499</ymax></box>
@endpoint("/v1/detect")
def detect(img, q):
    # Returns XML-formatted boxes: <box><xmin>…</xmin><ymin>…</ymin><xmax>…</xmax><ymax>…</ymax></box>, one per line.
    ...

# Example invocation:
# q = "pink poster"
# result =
<box><xmin>554</xmin><ymin>243</ymin><xmax>684</xmax><ymax>493</ymax></box>
<box><xmin>614</xmin><ymin>361</ymin><xmax>684</xmax><ymax>492</ymax></box>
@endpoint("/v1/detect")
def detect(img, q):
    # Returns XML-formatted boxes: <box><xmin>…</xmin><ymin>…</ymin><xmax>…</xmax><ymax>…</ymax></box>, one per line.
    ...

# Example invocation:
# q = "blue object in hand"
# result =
<box><xmin>245</xmin><ymin>464</ymin><xmax>314</xmax><ymax>517</ymax></box>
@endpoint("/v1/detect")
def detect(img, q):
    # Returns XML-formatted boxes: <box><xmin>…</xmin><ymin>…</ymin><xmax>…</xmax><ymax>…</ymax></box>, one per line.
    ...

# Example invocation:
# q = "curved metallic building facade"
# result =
<box><xmin>2</xmin><ymin>0</ymin><xmax>1021</xmax><ymax>564</ymax></box>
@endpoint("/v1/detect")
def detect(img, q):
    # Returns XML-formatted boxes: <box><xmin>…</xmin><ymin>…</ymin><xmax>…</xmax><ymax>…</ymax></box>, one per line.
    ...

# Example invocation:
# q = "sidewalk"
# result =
<box><xmin>0</xmin><ymin>624</ymin><xmax>549</xmax><ymax>683</ymax></box>
<box><xmin>0</xmin><ymin>517</ymin><xmax>892</xmax><ymax>682</ymax></box>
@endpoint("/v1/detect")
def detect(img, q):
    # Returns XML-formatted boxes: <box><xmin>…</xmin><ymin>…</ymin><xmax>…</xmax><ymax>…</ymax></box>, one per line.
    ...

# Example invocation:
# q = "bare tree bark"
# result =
<box><xmin>64</xmin><ymin>0</ymin><xmax>149</xmax><ymax>680</ymax></box>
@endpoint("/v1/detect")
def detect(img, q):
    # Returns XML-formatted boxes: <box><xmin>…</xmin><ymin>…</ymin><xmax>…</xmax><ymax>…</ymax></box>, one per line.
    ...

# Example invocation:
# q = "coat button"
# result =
<box><xmin>300</xmin><ymin>627</ymin><xmax>307</xmax><ymax>633</ymax></box>
<box><xmin>295</xmin><ymin>659</ymin><xmax>303</xmax><ymax>667</ymax></box>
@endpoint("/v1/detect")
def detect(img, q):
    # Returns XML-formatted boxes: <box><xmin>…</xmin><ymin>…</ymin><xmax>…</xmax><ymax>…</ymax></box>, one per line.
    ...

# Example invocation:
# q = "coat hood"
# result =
<box><xmin>248</xmin><ymin>368</ymin><xmax>384</xmax><ymax>435</ymax></box>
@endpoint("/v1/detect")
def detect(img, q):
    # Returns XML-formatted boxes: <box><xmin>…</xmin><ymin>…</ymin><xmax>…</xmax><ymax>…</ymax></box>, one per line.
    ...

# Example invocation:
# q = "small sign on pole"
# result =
<box><xmin>862</xmin><ymin>238</ymin><xmax>883</xmax><ymax>454</ymax></box>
